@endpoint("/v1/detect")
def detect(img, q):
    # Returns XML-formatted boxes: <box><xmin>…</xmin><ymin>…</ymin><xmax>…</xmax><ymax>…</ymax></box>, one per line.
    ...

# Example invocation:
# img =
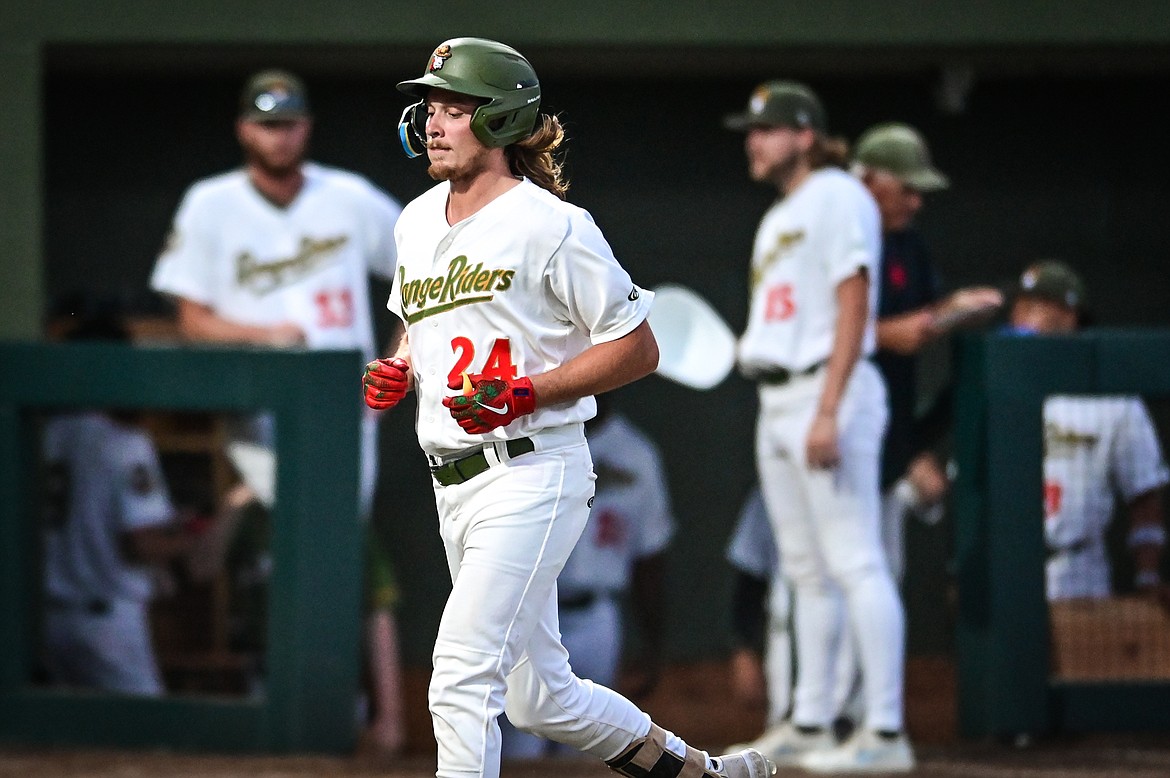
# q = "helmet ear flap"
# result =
<box><xmin>398</xmin><ymin>101</ymin><xmax>428</xmax><ymax>158</ymax></box>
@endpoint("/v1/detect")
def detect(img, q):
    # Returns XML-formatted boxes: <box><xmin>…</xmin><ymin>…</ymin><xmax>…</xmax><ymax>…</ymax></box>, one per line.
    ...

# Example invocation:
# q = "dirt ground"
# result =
<box><xmin>6</xmin><ymin>740</ymin><xmax>1170</xmax><ymax>778</ymax></box>
<box><xmin>5</xmin><ymin>658</ymin><xmax>1170</xmax><ymax>777</ymax></box>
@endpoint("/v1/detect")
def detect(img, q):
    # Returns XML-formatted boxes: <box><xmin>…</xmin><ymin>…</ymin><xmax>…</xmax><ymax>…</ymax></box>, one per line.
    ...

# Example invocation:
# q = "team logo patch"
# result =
<box><xmin>430</xmin><ymin>44</ymin><xmax>452</xmax><ymax>72</ymax></box>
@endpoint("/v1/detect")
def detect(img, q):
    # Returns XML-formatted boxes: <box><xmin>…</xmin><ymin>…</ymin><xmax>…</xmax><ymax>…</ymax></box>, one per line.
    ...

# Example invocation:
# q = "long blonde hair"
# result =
<box><xmin>808</xmin><ymin>132</ymin><xmax>851</xmax><ymax>170</ymax></box>
<box><xmin>507</xmin><ymin>114</ymin><xmax>569</xmax><ymax>199</ymax></box>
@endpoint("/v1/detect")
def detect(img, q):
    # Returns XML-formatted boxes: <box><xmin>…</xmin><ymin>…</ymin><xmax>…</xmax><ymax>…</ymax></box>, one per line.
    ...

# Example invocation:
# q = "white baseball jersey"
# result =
<box><xmin>42</xmin><ymin>412</ymin><xmax>175</xmax><ymax>605</ymax></box>
<box><xmin>737</xmin><ymin>168</ymin><xmax>881</xmax><ymax>374</ymax></box>
<box><xmin>1043</xmin><ymin>394</ymin><xmax>1169</xmax><ymax>599</ymax></box>
<box><xmin>558</xmin><ymin>412</ymin><xmax>676</xmax><ymax>599</ymax></box>
<box><xmin>41</xmin><ymin>412</ymin><xmax>174</xmax><ymax>696</ymax></box>
<box><xmin>389</xmin><ymin>178</ymin><xmax>653</xmax><ymax>458</ymax></box>
<box><xmin>151</xmin><ymin>162</ymin><xmax>401</xmax><ymax>362</ymax></box>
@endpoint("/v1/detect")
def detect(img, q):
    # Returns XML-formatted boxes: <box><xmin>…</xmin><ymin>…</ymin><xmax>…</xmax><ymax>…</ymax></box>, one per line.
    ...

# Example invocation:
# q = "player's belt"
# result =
<box><xmin>430</xmin><ymin>437</ymin><xmax>536</xmax><ymax>486</ymax></box>
<box><xmin>756</xmin><ymin>359</ymin><xmax>827</xmax><ymax>386</ymax></box>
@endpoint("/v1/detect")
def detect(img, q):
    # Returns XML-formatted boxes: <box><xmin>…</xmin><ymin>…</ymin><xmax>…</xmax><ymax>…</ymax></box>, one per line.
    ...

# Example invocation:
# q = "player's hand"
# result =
<box><xmin>363</xmin><ymin>357</ymin><xmax>410</xmax><ymax>411</ymax></box>
<box><xmin>931</xmin><ymin>286</ymin><xmax>1004</xmax><ymax>334</ymax></box>
<box><xmin>806</xmin><ymin>412</ymin><xmax>840</xmax><ymax>469</ymax></box>
<box><xmin>442</xmin><ymin>373</ymin><xmax>536</xmax><ymax>434</ymax></box>
<box><xmin>268</xmin><ymin>322</ymin><xmax>306</xmax><ymax>347</ymax></box>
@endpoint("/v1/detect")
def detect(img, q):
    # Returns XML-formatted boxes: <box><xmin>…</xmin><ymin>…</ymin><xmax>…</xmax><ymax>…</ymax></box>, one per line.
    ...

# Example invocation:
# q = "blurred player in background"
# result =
<box><xmin>1005</xmin><ymin>260</ymin><xmax>1169</xmax><ymax>602</ymax></box>
<box><xmin>724</xmin><ymin>80</ymin><xmax>913</xmax><ymax>773</ymax></box>
<box><xmin>149</xmin><ymin>69</ymin><xmax>406</xmax><ymax>753</ymax></box>
<box><xmin>851</xmin><ymin>121</ymin><xmax>1002</xmax><ymax>583</ymax></box>
<box><xmin>40</xmin><ymin>314</ymin><xmax>195</xmax><ymax>696</ymax></box>
<box><xmin>500</xmin><ymin>394</ymin><xmax>676</xmax><ymax>759</ymax></box>
<box><xmin>829</xmin><ymin>123</ymin><xmax>1003</xmax><ymax>730</ymax></box>
<box><xmin>725</xmin><ymin>485</ymin><xmax>792</xmax><ymax>736</ymax></box>
<box><xmin>364</xmin><ymin>36</ymin><xmax>773</xmax><ymax>778</ymax></box>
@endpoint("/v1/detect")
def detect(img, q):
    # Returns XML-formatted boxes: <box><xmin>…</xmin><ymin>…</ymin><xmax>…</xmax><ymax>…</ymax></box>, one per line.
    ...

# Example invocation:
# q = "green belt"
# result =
<box><xmin>430</xmin><ymin>437</ymin><xmax>536</xmax><ymax>486</ymax></box>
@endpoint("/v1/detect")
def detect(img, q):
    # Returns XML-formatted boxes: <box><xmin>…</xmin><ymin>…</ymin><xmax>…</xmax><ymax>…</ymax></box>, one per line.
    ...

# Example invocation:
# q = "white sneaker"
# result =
<box><xmin>708</xmin><ymin>747</ymin><xmax>777</xmax><ymax>778</ymax></box>
<box><xmin>800</xmin><ymin>728</ymin><xmax>915</xmax><ymax>774</ymax></box>
<box><xmin>732</xmin><ymin>721</ymin><xmax>837</xmax><ymax>767</ymax></box>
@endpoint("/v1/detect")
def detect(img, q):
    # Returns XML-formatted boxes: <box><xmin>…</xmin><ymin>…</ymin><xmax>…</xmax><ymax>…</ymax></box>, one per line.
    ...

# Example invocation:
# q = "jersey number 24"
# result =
<box><xmin>448</xmin><ymin>337</ymin><xmax>517</xmax><ymax>385</ymax></box>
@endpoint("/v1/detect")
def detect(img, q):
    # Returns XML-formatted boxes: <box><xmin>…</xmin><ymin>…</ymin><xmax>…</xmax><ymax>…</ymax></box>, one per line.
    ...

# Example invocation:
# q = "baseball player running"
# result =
<box><xmin>724</xmin><ymin>81</ymin><xmax>913</xmax><ymax>773</ymax></box>
<box><xmin>1005</xmin><ymin>261</ymin><xmax>1169</xmax><ymax>602</ymax></box>
<box><xmin>363</xmin><ymin>37</ymin><xmax>774</xmax><ymax>778</ymax></box>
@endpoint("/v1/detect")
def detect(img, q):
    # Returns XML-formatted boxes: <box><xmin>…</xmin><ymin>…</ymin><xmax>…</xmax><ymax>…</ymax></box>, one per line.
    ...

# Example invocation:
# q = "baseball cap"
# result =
<box><xmin>723</xmin><ymin>80</ymin><xmax>826</xmax><ymax>132</ymax></box>
<box><xmin>1015</xmin><ymin>260</ymin><xmax>1087</xmax><ymax>310</ymax></box>
<box><xmin>854</xmin><ymin>123</ymin><xmax>949</xmax><ymax>192</ymax></box>
<box><xmin>239</xmin><ymin>69</ymin><xmax>310</xmax><ymax>121</ymax></box>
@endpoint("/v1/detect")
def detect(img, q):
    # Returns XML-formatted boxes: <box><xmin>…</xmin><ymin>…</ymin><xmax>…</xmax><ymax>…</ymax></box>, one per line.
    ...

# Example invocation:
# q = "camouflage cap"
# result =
<box><xmin>239</xmin><ymin>69</ymin><xmax>310</xmax><ymax>121</ymax></box>
<box><xmin>1015</xmin><ymin>260</ymin><xmax>1087</xmax><ymax>310</ymax></box>
<box><xmin>855</xmin><ymin>122</ymin><xmax>948</xmax><ymax>192</ymax></box>
<box><xmin>724</xmin><ymin>80</ymin><xmax>826</xmax><ymax>132</ymax></box>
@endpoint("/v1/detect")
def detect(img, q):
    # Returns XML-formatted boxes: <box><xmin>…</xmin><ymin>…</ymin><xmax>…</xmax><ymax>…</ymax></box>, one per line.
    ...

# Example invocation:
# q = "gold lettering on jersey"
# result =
<box><xmin>399</xmin><ymin>255</ymin><xmax>515</xmax><ymax>324</ymax></box>
<box><xmin>1044</xmin><ymin>423</ymin><xmax>1099</xmax><ymax>458</ymax></box>
<box><xmin>237</xmin><ymin>236</ymin><xmax>350</xmax><ymax>295</ymax></box>
<box><xmin>750</xmin><ymin>229</ymin><xmax>805</xmax><ymax>291</ymax></box>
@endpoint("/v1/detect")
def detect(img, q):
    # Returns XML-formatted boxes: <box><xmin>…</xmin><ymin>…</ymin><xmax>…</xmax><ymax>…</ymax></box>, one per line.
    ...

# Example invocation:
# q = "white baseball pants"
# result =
<box><xmin>428</xmin><ymin>435</ymin><xmax>656</xmax><ymax>778</ymax></box>
<box><xmin>755</xmin><ymin>360</ymin><xmax>906</xmax><ymax>733</ymax></box>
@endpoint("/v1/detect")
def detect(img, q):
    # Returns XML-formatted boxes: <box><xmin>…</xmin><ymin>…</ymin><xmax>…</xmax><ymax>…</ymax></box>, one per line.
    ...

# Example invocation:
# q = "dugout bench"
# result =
<box><xmin>0</xmin><ymin>343</ymin><xmax>364</xmax><ymax>753</ymax></box>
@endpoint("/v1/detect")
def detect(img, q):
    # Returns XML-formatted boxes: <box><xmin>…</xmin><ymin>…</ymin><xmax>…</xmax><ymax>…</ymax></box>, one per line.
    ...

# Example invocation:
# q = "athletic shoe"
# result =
<box><xmin>799</xmin><ymin>728</ymin><xmax>915</xmax><ymax>774</ymax></box>
<box><xmin>707</xmin><ymin>747</ymin><xmax>777</xmax><ymax>778</ymax></box>
<box><xmin>730</xmin><ymin>721</ymin><xmax>837</xmax><ymax>767</ymax></box>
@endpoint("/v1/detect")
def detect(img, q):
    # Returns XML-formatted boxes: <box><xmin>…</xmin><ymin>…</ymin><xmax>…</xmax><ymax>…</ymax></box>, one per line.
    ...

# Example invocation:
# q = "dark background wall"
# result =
<box><xmin>42</xmin><ymin>62</ymin><xmax>1170</xmax><ymax>662</ymax></box>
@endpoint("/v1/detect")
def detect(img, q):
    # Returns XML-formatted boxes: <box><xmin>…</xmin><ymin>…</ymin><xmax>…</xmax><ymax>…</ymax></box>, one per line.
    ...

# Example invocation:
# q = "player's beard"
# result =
<box><xmin>427</xmin><ymin>143</ymin><xmax>493</xmax><ymax>185</ymax></box>
<box><xmin>754</xmin><ymin>149</ymin><xmax>800</xmax><ymax>188</ymax></box>
<box><xmin>247</xmin><ymin>148</ymin><xmax>304</xmax><ymax>179</ymax></box>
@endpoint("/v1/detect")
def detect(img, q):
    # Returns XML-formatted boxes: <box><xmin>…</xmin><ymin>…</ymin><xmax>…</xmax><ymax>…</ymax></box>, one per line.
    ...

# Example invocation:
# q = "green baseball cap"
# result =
<box><xmin>239</xmin><ymin>69</ymin><xmax>310</xmax><ymax>121</ymax></box>
<box><xmin>854</xmin><ymin>123</ymin><xmax>948</xmax><ymax>192</ymax></box>
<box><xmin>1016</xmin><ymin>260</ymin><xmax>1087</xmax><ymax>310</ymax></box>
<box><xmin>724</xmin><ymin>80</ymin><xmax>826</xmax><ymax>132</ymax></box>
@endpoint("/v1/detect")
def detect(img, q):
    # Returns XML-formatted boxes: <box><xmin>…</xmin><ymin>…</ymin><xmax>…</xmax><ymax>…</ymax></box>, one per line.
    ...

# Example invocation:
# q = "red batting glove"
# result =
<box><xmin>363</xmin><ymin>358</ymin><xmax>410</xmax><ymax>410</ymax></box>
<box><xmin>441</xmin><ymin>374</ymin><xmax>537</xmax><ymax>434</ymax></box>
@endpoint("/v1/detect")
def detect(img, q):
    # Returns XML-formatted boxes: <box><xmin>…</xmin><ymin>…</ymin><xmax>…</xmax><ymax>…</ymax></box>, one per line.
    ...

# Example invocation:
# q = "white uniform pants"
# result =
<box><xmin>429</xmin><ymin>439</ymin><xmax>651</xmax><ymax>778</ymax></box>
<box><xmin>43</xmin><ymin>598</ymin><xmax>164</xmax><ymax>696</ymax></box>
<box><xmin>500</xmin><ymin>594</ymin><xmax>622</xmax><ymax>759</ymax></box>
<box><xmin>755</xmin><ymin>361</ymin><xmax>906</xmax><ymax>733</ymax></box>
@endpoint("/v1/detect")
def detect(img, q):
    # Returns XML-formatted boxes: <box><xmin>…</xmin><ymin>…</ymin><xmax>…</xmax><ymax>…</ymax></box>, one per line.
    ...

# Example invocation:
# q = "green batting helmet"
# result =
<box><xmin>397</xmin><ymin>37</ymin><xmax>540</xmax><ymax>153</ymax></box>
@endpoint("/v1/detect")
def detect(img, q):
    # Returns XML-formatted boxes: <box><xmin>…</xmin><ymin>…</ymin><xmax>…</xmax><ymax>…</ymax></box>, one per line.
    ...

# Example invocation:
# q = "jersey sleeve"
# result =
<box><xmin>361</xmin><ymin>182</ymin><xmax>403</xmax><ymax>281</ymax></box>
<box><xmin>823</xmin><ymin>183</ymin><xmax>881</xmax><ymax>287</ymax></box>
<box><xmin>1111</xmin><ymin>398</ymin><xmax>1170</xmax><ymax>501</ymax></box>
<box><xmin>545</xmin><ymin>209</ymin><xmax>653</xmax><ymax>345</ymax></box>
<box><xmin>114</xmin><ymin>430</ymin><xmax>175</xmax><ymax>533</ymax></box>
<box><xmin>150</xmin><ymin>186</ymin><xmax>217</xmax><ymax>305</ymax></box>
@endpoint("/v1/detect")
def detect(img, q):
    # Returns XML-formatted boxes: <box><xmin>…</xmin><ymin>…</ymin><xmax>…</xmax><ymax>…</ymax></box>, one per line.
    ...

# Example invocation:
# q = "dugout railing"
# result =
<box><xmin>953</xmin><ymin>329</ymin><xmax>1170</xmax><ymax>739</ymax></box>
<box><xmin>0</xmin><ymin>343</ymin><xmax>364</xmax><ymax>753</ymax></box>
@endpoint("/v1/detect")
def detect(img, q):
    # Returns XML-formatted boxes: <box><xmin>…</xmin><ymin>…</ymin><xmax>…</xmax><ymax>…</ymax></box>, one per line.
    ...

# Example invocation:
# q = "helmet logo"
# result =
<box><xmin>429</xmin><ymin>44</ymin><xmax>452</xmax><ymax>72</ymax></box>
